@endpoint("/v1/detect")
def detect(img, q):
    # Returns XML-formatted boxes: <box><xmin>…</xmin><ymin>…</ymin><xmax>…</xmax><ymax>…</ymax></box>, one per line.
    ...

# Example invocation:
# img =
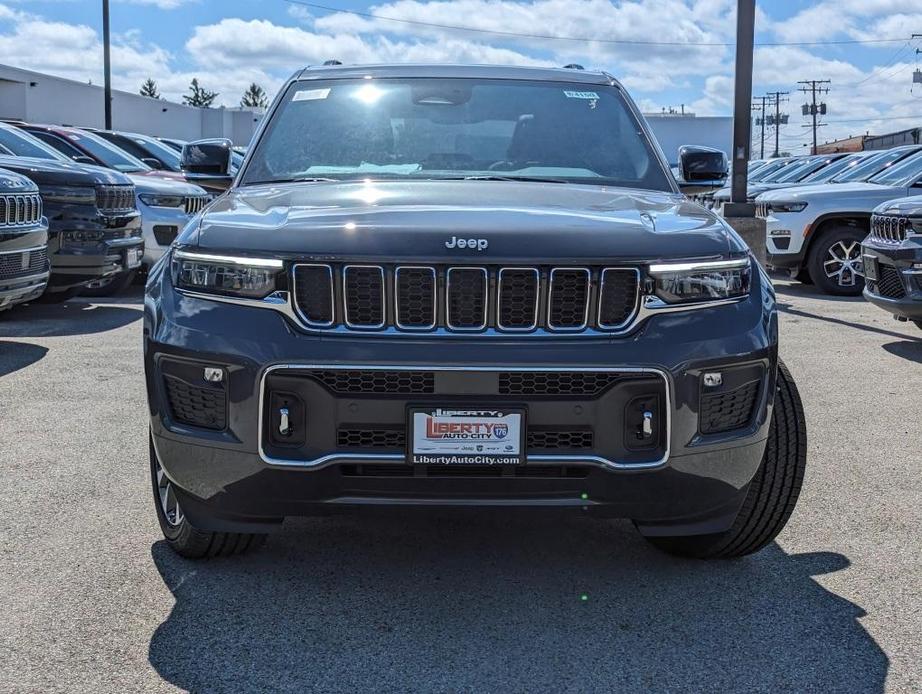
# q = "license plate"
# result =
<box><xmin>408</xmin><ymin>406</ymin><xmax>525</xmax><ymax>465</ymax></box>
<box><xmin>862</xmin><ymin>255</ymin><xmax>879</xmax><ymax>281</ymax></box>
<box><xmin>126</xmin><ymin>247</ymin><xmax>143</xmax><ymax>269</ymax></box>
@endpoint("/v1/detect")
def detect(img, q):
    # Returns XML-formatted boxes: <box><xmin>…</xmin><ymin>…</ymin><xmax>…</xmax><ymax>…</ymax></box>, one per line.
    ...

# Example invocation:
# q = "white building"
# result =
<box><xmin>643</xmin><ymin>112</ymin><xmax>734</xmax><ymax>166</ymax></box>
<box><xmin>0</xmin><ymin>64</ymin><xmax>261</xmax><ymax>145</ymax></box>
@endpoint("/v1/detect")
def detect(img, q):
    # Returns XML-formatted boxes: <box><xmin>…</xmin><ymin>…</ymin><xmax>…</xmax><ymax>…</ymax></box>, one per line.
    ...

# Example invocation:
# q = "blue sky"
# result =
<box><xmin>1</xmin><ymin>0</ymin><xmax>921</xmax><ymax>152</ymax></box>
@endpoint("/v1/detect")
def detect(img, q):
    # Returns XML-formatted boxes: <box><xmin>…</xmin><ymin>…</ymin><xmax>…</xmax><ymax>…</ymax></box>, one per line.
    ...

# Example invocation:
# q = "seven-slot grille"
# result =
<box><xmin>291</xmin><ymin>264</ymin><xmax>640</xmax><ymax>334</ymax></box>
<box><xmin>183</xmin><ymin>196</ymin><xmax>209</xmax><ymax>215</ymax></box>
<box><xmin>869</xmin><ymin>214</ymin><xmax>912</xmax><ymax>244</ymax></box>
<box><xmin>0</xmin><ymin>247</ymin><xmax>48</xmax><ymax>280</ymax></box>
<box><xmin>95</xmin><ymin>185</ymin><xmax>136</xmax><ymax>213</ymax></box>
<box><xmin>0</xmin><ymin>193</ymin><xmax>42</xmax><ymax>227</ymax></box>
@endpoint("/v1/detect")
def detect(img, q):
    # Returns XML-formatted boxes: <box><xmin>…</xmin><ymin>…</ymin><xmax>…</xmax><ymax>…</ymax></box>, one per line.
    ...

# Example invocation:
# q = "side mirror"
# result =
<box><xmin>141</xmin><ymin>157</ymin><xmax>163</xmax><ymax>170</ymax></box>
<box><xmin>181</xmin><ymin>138</ymin><xmax>234</xmax><ymax>191</ymax></box>
<box><xmin>676</xmin><ymin>145</ymin><xmax>728</xmax><ymax>195</ymax></box>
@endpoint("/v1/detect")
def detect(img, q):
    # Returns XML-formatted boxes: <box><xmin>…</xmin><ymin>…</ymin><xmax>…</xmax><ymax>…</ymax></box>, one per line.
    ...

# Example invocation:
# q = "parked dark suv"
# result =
<box><xmin>0</xmin><ymin>123</ymin><xmax>141</xmax><ymax>301</ymax></box>
<box><xmin>145</xmin><ymin>64</ymin><xmax>807</xmax><ymax>560</ymax></box>
<box><xmin>0</xmin><ymin>167</ymin><xmax>49</xmax><ymax>311</ymax></box>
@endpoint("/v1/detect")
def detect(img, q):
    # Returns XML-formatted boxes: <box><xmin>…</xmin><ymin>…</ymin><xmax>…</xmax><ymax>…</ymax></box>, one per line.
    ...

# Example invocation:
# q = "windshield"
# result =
<box><xmin>867</xmin><ymin>150</ymin><xmax>922</xmax><ymax>186</ymax></box>
<box><xmin>0</xmin><ymin>126</ymin><xmax>68</xmax><ymax>160</ymax></box>
<box><xmin>833</xmin><ymin>148</ymin><xmax>917</xmax><ymax>183</ymax></box>
<box><xmin>130</xmin><ymin>135</ymin><xmax>182</xmax><ymax>170</ymax></box>
<box><xmin>749</xmin><ymin>159</ymin><xmax>790</xmax><ymax>182</ymax></box>
<box><xmin>241</xmin><ymin>78</ymin><xmax>672</xmax><ymax>191</ymax></box>
<box><xmin>767</xmin><ymin>157</ymin><xmax>818</xmax><ymax>183</ymax></box>
<box><xmin>800</xmin><ymin>155</ymin><xmax>861</xmax><ymax>183</ymax></box>
<box><xmin>65</xmin><ymin>131</ymin><xmax>150</xmax><ymax>172</ymax></box>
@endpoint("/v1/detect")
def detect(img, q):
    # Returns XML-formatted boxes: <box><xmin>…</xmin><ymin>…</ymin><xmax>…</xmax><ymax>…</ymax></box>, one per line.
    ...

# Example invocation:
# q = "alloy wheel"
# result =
<box><xmin>823</xmin><ymin>239</ymin><xmax>863</xmax><ymax>287</ymax></box>
<box><xmin>155</xmin><ymin>458</ymin><xmax>183</xmax><ymax>527</ymax></box>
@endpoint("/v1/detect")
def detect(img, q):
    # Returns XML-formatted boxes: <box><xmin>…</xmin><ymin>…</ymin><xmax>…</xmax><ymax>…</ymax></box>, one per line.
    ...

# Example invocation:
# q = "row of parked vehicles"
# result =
<box><xmin>0</xmin><ymin>121</ymin><xmax>229</xmax><ymax>312</ymax></box>
<box><xmin>704</xmin><ymin>146</ymin><xmax>922</xmax><ymax>329</ymax></box>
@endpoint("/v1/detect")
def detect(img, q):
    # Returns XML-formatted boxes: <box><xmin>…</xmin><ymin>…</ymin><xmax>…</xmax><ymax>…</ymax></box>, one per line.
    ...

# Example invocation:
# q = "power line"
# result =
<box><xmin>282</xmin><ymin>0</ymin><xmax>916</xmax><ymax>48</ymax></box>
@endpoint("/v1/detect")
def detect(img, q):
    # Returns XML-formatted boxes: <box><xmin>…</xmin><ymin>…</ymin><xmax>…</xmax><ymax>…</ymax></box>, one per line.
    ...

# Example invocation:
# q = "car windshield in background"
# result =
<box><xmin>241</xmin><ymin>78</ymin><xmax>673</xmax><ymax>191</ymax></box>
<box><xmin>65</xmin><ymin>131</ymin><xmax>150</xmax><ymax>173</ymax></box>
<box><xmin>132</xmin><ymin>135</ymin><xmax>183</xmax><ymax>169</ymax></box>
<box><xmin>0</xmin><ymin>126</ymin><xmax>68</xmax><ymax>161</ymax></box>
<box><xmin>800</xmin><ymin>154</ymin><xmax>861</xmax><ymax>183</ymax></box>
<box><xmin>767</xmin><ymin>158</ymin><xmax>818</xmax><ymax>183</ymax></box>
<box><xmin>867</xmin><ymin>150</ymin><xmax>922</xmax><ymax>186</ymax></box>
<box><xmin>749</xmin><ymin>159</ymin><xmax>790</xmax><ymax>182</ymax></box>
<box><xmin>833</xmin><ymin>148</ymin><xmax>915</xmax><ymax>183</ymax></box>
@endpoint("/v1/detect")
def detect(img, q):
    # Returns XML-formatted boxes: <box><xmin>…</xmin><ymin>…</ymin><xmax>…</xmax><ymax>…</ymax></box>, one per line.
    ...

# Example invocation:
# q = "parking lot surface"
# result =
<box><xmin>1</xmin><ymin>281</ymin><xmax>920</xmax><ymax>693</ymax></box>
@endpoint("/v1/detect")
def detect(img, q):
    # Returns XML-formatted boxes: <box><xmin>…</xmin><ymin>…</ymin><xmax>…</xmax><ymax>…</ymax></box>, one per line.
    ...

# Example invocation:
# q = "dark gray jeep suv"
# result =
<box><xmin>144</xmin><ymin>64</ymin><xmax>807</xmax><ymax>560</ymax></box>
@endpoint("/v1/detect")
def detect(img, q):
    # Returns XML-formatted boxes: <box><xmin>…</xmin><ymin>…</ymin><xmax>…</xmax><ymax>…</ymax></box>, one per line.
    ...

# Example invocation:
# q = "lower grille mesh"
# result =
<box><xmin>0</xmin><ymin>247</ymin><xmax>48</xmax><ymax>281</ymax></box>
<box><xmin>871</xmin><ymin>265</ymin><xmax>906</xmax><ymax>299</ymax></box>
<box><xmin>164</xmin><ymin>375</ymin><xmax>226</xmax><ymax>430</ymax></box>
<box><xmin>309</xmin><ymin>370</ymin><xmax>436</xmax><ymax>394</ymax></box>
<box><xmin>700</xmin><ymin>380</ymin><xmax>760</xmax><ymax>434</ymax></box>
<box><xmin>336</xmin><ymin>426</ymin><xmax>593</xmax><ymax>451</ymax></box>
<box><xmin>499</xmin><ymin>371</ymin><xmax>621</xmax><ymax>396</ymax></box>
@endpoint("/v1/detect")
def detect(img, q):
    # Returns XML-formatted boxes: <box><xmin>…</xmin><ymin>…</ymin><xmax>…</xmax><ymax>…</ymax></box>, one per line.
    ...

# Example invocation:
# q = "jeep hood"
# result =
<box><xmin>0</xmin><ymin>155</ymin><xmax>132</xmax><ymax>187</ymax></box>
<box><xmin>756</xmin><ymin>181</ymin><xmax>906</xmax><ymax>203</ymax></box>
<box><xmin>128</xmin><ymin>173</ymin><xmax>206</xmax><ymax>196</ymax></box>
<box><xmin>873</xmin><ymin>194</ymin><xmax>922</xmax><ymax>217</ymax></box>
<box><xmin>191</xmin><ymin>181</ymin><xmax>743</xmax><ymax>261</ymax></box>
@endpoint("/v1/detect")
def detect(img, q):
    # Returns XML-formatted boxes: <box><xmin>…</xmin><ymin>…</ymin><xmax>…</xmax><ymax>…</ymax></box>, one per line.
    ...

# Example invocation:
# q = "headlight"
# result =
<box><xmin>64</xmin><ymin>230</ymin><xmax>104</xmax><ymax>244</ymax></box>
<box><xmin>41</xmin><ymin>185</ymin><xmax>96</xmax><ymax>205</ymax></box>
<box><xmin>909</xmin><ymin>217</ymin><xmax>922</xmax><ymax>235</ymax></box>
<box><xmin>171</xmin><ymin>250</ymin><xmax>283</xmax><ymax>299</ymax></box>
<box><xmin>139</xmin><ymin>193</ymin><xmax>184</xmax><ymax>208</ymax></box>
<box><xmin>648</xmin><ymin>258</ymin><xmax>751</xmax><ymax>303</ymax></box>
<box><xmin>768</xmin><ymin>201</ymin><xmax>807</xmax><ymax>214</ymax></box>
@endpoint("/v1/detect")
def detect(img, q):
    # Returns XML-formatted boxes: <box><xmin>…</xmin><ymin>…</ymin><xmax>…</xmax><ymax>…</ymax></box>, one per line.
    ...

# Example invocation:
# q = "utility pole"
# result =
<box><xmin>765</xmin><ymin>91</ymin><xmax>789</xmax><ymax>158</ymax></box>
<box><xmin>728</xmin><ymin>0</ymin><xmax>756</xmax><ymax>210</ymax></box>
<box><xmin>752</xmin><ymin>95</ymin><xmax>767</xmax><ymax>159</ymax></box>
<box><xmin>798</xmin><ymin>79</ymin><xmax>829</xmax><ymax>154</ymax></box>
<box><xmin>102</xmin><ymin>0</ymin><xmax>112</xmax><ymax>130</ymax></box>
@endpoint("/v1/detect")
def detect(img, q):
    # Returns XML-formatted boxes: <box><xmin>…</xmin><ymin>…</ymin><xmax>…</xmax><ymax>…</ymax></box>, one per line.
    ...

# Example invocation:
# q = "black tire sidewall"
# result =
<box><xmin>807</xmin><ymin>226</ymin><xmax>866</xmax><ymax>296</ymax></box>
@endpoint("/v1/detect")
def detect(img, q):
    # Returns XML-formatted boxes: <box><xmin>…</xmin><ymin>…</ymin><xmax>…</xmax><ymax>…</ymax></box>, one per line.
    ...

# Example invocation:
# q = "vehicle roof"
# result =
<box><xmin>295</xmin><ymin>63</ymin><xmax>619</xmax><ymax>86</ymax></box>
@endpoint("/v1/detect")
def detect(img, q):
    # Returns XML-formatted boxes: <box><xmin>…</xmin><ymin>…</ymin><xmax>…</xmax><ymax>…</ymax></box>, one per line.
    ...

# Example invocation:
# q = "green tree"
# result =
<box><xmin>139</xmin><ymin>78</ymin><xmax>160</xmax><ymax>99</ymax></box>
<box><xmin>240</xmin><ymin>82</ymin><xmax>268</xmax><ymax>109</ymax></box>
<box><xmin>182</xmin><ymin>78</ymin><xmax>218</xmax><ymax>108</ymax></box>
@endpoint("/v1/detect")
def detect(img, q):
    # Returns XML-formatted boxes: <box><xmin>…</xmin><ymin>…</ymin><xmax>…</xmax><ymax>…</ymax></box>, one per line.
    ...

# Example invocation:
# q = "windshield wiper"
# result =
<box><xmin>460</xmin><ymin>174</ymin><xmax>573</xmax><ymax>184</ymax></box>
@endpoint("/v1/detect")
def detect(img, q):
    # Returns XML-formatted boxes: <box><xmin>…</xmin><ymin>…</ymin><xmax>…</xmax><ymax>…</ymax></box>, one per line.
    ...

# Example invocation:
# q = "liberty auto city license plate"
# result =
<box><xmin>408</xmin><ymin>406</ymin><xmax>526</xmax><ymax>465</ymax></box>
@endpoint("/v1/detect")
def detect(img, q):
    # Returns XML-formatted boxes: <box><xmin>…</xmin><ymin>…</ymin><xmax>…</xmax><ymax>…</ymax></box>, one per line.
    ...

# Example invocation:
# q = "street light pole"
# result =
<box><xmin>102</xmin><ymin>0</ymin><xmax>112</xmax><ymax>129</ymax></box>
<box><xmin>727</xmin><ymin>0</ymin><xmax>756</xmax><ymax>214</ymax></box>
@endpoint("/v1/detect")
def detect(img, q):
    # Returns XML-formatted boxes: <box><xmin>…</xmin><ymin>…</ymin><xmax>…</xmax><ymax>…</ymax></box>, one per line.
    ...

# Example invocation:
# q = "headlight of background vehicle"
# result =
<box><xmin>768</xmin><ymin>201</ymin><xmax>808</xmax><ymax>214</ymax></box>
<box><xmin>139</xmin><ymin>193</ymin><xmax>184</xmax><ymax>208</ymax></box>
<box><xmin>40</xmin><ymin>185</ymin><xmax>96</xmax><ymax>205</ymax></box>
<box><xmin>171</xmin><ymin>250</ymin><xmax>283</xmax><ymax>299</ymax></box>
<box><xmin>909</xmin><ymin>217</ymin><xmax>922</xmax><ymax>235</ymax></box>
<box><xmin>648</xmin><ymin>258</ymin><xmax>751</xmax><ymax>303</ymax></box>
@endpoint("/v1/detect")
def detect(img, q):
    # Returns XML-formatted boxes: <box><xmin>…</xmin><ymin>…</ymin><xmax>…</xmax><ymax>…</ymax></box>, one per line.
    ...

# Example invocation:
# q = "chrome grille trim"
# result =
<box><xmin>342</xmin><ymin>264</ymin><xmax>386</xmax><ymax>329</ymax></box>
<box><xmin>547</xmin><ymin>267</ymin><xmax>590</xmax><ymax>331</ymax></box>
<box><xmin>446</xmin><ymin>266</ymin><xmax>488</xmax><ymax>331</ymax></box>
<box><xmin>291</xmin><ymin>263</ymin><xmax>335</xmax><ymax>328</ymax></box>
<box><xmin>183</xmin><ymin>196</ymin><xmax>209</xmax><ymax>215</ymax></box>
<box><xmin>496</xmin><ymin>267</ymin><xmax>540</xmax><ymax>331</ymax></box>
<box><xmin>869</xmin><ymin>214</ymin><xmax>912</xmax><ymax>244</ymax></box>
<box><xmin>0</xmin><ymin>193</ymin><xmax>42</xmax><ymax>227</ymax></box>
<box><xmin>597</xmin><ymin>267</ymin><xmax>642</xmax><ymax>330</ymax></box>
<box><xmin>394</xmin><ymin>265</ymin><xmax>437</xmax><ymax>330</ymax></box>
<box><xmin>96</xmin><ymin>185</ymin><xmax>136</xmax><ymax>213</ymax></box>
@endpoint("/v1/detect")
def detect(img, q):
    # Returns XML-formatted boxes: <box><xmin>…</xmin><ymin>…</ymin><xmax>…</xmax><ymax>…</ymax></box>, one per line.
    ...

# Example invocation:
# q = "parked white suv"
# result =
<box><xmin>758</xmin><ymin>147</ymin><xmax>922</xmax><ymax>295</ymax></box>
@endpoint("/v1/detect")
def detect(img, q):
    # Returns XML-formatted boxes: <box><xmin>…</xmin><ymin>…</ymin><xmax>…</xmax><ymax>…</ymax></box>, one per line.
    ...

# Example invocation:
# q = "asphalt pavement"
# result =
<box><xmin>1</xmin><ymin>280</ymin><xmax>920</xmax><ymax>693</ymax></box>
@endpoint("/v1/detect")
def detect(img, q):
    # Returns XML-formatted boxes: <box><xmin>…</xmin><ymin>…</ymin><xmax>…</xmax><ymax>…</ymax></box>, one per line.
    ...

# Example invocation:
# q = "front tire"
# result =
<box><xmin>150</xmin><ymin>436</ymin><xmax>266</xmax><ymax>559</ymax></box>
<box><xmin>806</xmin><ymin>226</ymin><xmax>866</xmax><ymax>296</ymax></box>
<box><xmin>644</xmin><ymin>360</ymin><xmax>807</xmax><ymax>559</ymax></box>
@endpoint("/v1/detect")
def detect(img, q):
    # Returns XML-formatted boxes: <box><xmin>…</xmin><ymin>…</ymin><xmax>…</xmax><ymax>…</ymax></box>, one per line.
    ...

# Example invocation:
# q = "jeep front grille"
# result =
<box><xmin>869</xmin><ymin>214</ymin><xmax>911</xmax><ymax>244</ymax></box>
<box><xmin>291</xmin><ymin>263</ymin><xmax>640</xmax><ymax>334</ymax></box>
<box><xmin>183</xmin><ymin>195</ymin><xmax>209</xmax><ymax>216</ymax></box>
<box><xmin>0</xmin><ymin>193</ymin><xmax>42</xmax><ymax>227</ymax></box>
<box><xmin>96</xmin><ymin>185</ymin><xmax>136</xmax><ymax>214</ymax></box>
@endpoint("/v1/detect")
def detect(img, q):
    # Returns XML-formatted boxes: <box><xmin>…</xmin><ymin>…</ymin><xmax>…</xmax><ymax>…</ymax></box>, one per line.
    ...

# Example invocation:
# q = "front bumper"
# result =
<box><xmin>764</xmin><ymin>212</ymin><xmax>809</xmax><ymax>269</ymax></box>
<box><xmin>862</xmin><ymin>236</ymin><xmax>922</xmax><ymax>320</ymax></box>
<box><xmin>0</xmin><ymin>223</ymin><xmax>50</xmax><ymax>310</ymax></box>
<box><xmin>138</xmin><ymin>201</ymin><xmax>191</xmax><ymax>268</ymax></box>
<box><xmin>145</xmin><ymin>263</ymin><xmax>779</xmax><ymax>536</ymax></box>
<box><xmin>46</xmin><ymin>212</ymin><xmax>143</xmax><ymax>291</ymax></box>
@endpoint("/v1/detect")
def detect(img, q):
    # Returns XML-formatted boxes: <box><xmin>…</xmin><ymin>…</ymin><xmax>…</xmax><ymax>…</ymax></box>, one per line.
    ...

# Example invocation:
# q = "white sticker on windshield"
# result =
<box><xmin>563</xmin><ymin>90</ymin><xmax>599</xmax><ymax>100</ymax></box>
<box><xmin>293</xmin><ymin>88</ymin><xmax>330</xmax><ymax>102</ymax></box>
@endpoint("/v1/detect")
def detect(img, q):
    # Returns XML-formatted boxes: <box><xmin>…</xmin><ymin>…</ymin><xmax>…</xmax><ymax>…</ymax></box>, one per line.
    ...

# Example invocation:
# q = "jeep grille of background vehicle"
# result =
<box><xmin>95</xmin><ymin>185</ymin><xmax>135</xmax><ymax>213</ymax></box>
<box><xmin>869</xmin><ymin>215</ymin><xmax>911</xmax><ymax>244</ymax></box>
<box><xmin>291</xmin><ymin>264</ymin><xmax>640</xmax><ymax>334</ymax></box>
<box><xmin>0</xmin><ymin>247</ymin><xmax>48</xmax><ymax>281</ymax></box>
<box><xmin>700</xmin><ymin>380</ymin><xmax>760</xmax><ymax>434</ymax></box>
<box><xmin>183</xmin><ymin>195</ymin><xmax>209</xmax><ymax>216</ymax></box>
<box><xmin>163</xmin><ymin>375</ymin><xmax>226</xmax><ymax>430</ymax></box>
<box><xmin>0</xmin><ymin>193</ymin><xmax>42</xmax><ymax>227</ymax></box>
<box><xmin>868</xmin><ymin>265</ymin><xmax>906</xmax><ymax>299</ymax></box>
